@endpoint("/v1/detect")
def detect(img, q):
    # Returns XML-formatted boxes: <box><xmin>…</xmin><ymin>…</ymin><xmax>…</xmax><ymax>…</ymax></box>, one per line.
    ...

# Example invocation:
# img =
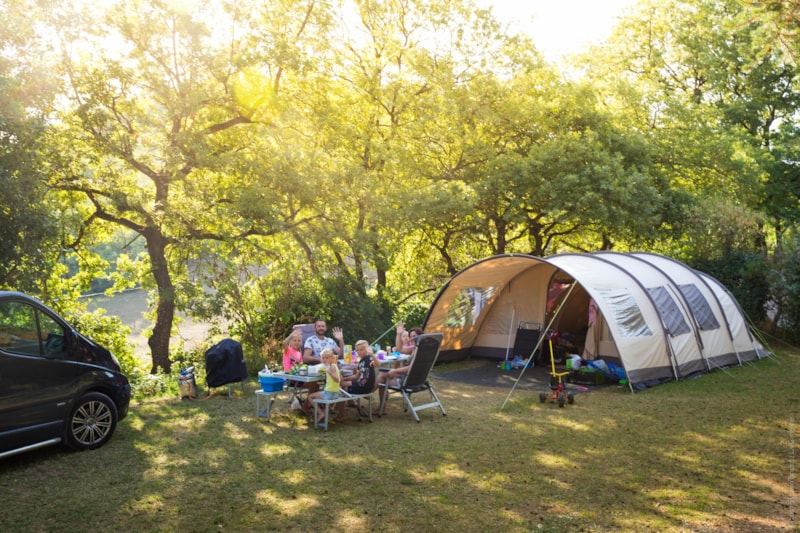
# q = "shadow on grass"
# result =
<box><xmin>1</xmin><ymin>353</ymin><xmax>797</xmax><ymax>532</ymax></box>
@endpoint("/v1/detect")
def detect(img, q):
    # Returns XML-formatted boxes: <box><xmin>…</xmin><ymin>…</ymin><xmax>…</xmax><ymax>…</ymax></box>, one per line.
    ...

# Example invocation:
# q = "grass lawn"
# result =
<box><xmin>1</xmin><ymin>349</ymin><xmax>798</xmax><ymax>532</ymax></box>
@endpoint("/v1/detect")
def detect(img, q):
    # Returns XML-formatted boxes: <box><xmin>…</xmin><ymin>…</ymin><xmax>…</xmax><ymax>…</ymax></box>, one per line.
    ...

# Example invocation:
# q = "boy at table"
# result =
<box><xmin>306</xmin><ymin>349</ymin><xmax>341</xmax><ymax>427</ymax></box>
<box><xmin>336</xmin><ymin>340</ymin><xmax>380</xmax><ymax>421</ymax></box>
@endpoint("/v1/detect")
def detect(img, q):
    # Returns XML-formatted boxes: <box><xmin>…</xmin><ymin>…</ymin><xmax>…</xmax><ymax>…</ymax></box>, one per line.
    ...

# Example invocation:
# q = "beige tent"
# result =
<box><xmin>422</xmin><ymin>252</ymin><xmax>769</xmax><ymax>391</ymax></box>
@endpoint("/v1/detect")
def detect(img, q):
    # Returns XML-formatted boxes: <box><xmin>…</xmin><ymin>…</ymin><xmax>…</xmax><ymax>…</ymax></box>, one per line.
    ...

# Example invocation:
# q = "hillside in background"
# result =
<box><xmin>86</xmin><ymin>289</ymin><xmax>213</xmax><ymax>359</ymax></box>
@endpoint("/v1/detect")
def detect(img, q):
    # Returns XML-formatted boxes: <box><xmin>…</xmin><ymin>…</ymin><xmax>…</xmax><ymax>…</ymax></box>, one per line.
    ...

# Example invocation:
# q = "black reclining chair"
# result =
<box><xmin>378</xmin><ymin>333</ymin><xmax>446</xmax><ymax>422</ymax></box>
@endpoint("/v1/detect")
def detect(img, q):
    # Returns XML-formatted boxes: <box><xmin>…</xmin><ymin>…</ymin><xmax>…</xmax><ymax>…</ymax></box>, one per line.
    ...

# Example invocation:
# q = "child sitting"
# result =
<box><xmin>336</xmin><ymin>339</ymin><xmax>379</xmax><ymax>421</ymax></box>
<box><xmin>306</xmin><ymin>348</ymin><xmax>341</xmax><ymax>427</ymax></box>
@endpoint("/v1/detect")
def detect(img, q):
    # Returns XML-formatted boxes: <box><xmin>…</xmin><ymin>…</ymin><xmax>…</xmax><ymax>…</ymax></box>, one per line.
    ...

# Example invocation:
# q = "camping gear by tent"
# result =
<box><xmin>205</xmin><ymin>338</ymin><xmax>248</xmax><ymax>388</ymax></box>
<box><xmin>422</xmin><ymin>252</ymin><xmax>769</xmax><ymax>391</ymax></box>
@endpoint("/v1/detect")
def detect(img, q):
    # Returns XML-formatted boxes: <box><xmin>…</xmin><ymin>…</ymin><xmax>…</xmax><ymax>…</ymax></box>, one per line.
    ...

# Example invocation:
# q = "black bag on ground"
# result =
<box><xmin>205</xmin><ymin>338</ymin><xmax>248</xmax><ymax>388</ymax></box>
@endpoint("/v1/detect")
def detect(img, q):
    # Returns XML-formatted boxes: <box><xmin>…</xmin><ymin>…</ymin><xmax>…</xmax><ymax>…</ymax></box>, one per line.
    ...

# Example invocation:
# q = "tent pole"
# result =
<box><xmin>500</xmin><ymin>283</ymin><xmax>577</xmax><ymax>411</ymax></box>
<box><xmin>504</xmin><ymin>305</ymin><xmax>516</xmax><ymax>362</ymax></box>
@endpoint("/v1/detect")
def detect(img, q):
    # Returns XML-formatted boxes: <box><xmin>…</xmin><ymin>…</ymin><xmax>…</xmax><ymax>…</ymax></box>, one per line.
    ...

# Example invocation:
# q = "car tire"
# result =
<box><xmin>65</xmin><ymin>392</ymin><xmax>118</xmax><ymax>450</ymax></box>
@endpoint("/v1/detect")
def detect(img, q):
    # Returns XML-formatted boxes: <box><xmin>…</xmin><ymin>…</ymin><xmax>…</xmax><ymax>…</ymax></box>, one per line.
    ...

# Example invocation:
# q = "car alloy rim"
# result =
<box><xmin>71</xmin><ymin>400</ymin><xmax>113</xmax><ymax>445</ymax></box>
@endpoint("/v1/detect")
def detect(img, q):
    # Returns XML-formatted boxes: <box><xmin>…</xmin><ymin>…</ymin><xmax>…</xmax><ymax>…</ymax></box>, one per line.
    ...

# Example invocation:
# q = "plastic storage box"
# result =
<box><xmin>259</xmin><ymin>374</ymin><xmax>285</xmax><ymax>392</ymax></box>
<box><xmin>569</xmin><ymin>368</ymin><xmax>606</xmax><ymax>385</ymax></box>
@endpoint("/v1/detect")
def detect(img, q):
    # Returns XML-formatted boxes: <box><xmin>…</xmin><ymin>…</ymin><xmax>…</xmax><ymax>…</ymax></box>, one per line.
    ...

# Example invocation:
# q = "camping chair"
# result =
<box><xmin>291</xmin><ymin>323</ymin><xmax>316</xmax><ymax>346</ymax></box>
<box><xmin>378</xmin><ymin>333</ymin><xmax>446</xmax><ymax>422</ymax></box>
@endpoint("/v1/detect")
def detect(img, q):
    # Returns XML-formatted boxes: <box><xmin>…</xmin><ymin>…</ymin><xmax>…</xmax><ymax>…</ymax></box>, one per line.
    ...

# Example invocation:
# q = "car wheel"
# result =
<box><xmin>65</xmin><ymin>392</ymin><xmax>118</xmax><ymax>450</ymax></box>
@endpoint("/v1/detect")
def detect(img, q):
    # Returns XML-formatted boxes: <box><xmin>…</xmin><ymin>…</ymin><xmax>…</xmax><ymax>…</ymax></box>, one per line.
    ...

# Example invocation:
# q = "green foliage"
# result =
<box><xmin>2</xmin><ymin>0</ymin><xmax>800</xmax><ymax>365</ymax></box>
<box><xmin>67</xmin><ymin>308</ymin><xmax>146</xmax><ymax>379</ymax></box>
<box><xmin>203</xmin><ymin>262</ymin><xmax>328</xmax><ymax>371</ymax></box>
<box><xmin>394</xmin><ymin>302</ymin><xmax>429</xmax><ymax>331</ymax></box>
<box><xmin>131</xmin><ymin>371</ymin><xmax>175</xmax><ymax>400</ymax></box>
<box><xmin>691</xmin><ymin>252</ymin><xmax>770</xmax><ymax>324</ymax></box>
<box><xmin>0</xmin><ymin>116</ymin><xmax>61</xmax><ymax>291</ymax></box>
<box><xmin>320</xmin><ymin>269</ymin><xmax>393</xmax><ymax>344</ymax></box>
<box><xmin>0</xmin><ymin>2</ymin><xmax>63</xmax><ymax>291</ymax></box>
<box><xmin>62</xmin><ymin>230</ymin><xmax>147</xmax><ymax>294</ymax></box>
<box><xmin>764</xmin><ymin>244</ymin><xmax>800</xmax><ymax>342</ymax></box>
<box><xmin>198</xmin><ymin>258</ymin><xmax>395</xmax><ymax>372</ymax></box>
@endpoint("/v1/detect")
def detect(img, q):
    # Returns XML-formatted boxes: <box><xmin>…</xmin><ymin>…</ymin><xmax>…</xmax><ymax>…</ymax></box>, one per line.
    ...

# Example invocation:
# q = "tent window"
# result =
<box><xmin>596</xmin><ymin>289</ymin><xmax>652</xmax><ymax>337</ymax></box>
<box><xmin>678</xmin><ymin>284</ymin><xmax>720</xmax><ymax>330</ymax></box>
<box><xmin>444</xmin><ymin>286</ymin><xmax>496</xmax><ymax>327</ymax></box>
<box><xmin>647</xmin><ymin>286</ymin><xmax>691</xmax><ymax>336</ymax></box>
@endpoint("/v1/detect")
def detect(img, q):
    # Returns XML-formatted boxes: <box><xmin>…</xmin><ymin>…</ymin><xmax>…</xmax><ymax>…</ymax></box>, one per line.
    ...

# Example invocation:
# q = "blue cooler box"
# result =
<box><xmin>259</xmin><ymin>375</ymin><xmax>285</xmax><ymax>392</ymax></box>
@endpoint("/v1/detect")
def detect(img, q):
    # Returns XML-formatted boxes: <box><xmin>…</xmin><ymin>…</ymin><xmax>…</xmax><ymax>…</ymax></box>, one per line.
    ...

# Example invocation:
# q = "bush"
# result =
<box><xmin>321</xmin><ymin>270</ymin><xmax>393</xmax><ymax>344</ymax></box>
<box><xmin>765</xmin><ymin>247</ymin><xmax>800</xmax><ymax>342</ymax></box>
<box><xmin>219</xmin><ymin>268</ymin><xmax>397</xmax><ymax>374</ymax></box>
<box><xmin>69</xmin><ymin>309</ymin><xmax>148</xmax><ymax>379</ymax></box>
<box><xmin>692</xmin><ymin>252</ymin><xmax>769</xmax><ymax>324</ymax></box>
<box><xmin>132</xmin><ymin>372</ymin><xmax>175</xmax><ymax>400</ymax></box>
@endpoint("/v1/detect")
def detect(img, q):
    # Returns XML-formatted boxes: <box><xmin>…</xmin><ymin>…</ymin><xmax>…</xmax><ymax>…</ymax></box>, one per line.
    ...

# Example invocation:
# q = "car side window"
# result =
<box><xmin>0</xmin><ymin>301</ymin><xmax>66</xmax><ymax>358</ymax></box>
<box><xmin>41</xmin><ymin>314</ymin><xmax>67</xmax><ymax>357</ymax></box>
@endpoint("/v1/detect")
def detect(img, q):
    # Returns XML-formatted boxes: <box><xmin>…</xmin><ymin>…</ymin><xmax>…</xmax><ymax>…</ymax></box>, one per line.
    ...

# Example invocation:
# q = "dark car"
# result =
<box><xmin>0</xmin><ymin>291</ymin><xmax>131</xmax><ymax>459</ymax></box>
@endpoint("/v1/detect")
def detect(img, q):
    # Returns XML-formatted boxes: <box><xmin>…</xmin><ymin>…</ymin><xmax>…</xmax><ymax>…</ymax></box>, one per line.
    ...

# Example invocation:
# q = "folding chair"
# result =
<box><xmin>378</xmin><ymin>333</ymin><xmax>446</xmax><ymax>422</ymax></box>
<box><xmin>291</xmin><ymin>323</ymin><xmax>316</xmax><ymax>346</ymax></box>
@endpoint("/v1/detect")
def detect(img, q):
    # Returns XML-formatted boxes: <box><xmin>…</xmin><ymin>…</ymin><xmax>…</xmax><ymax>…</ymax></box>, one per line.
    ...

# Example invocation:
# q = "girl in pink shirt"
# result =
<box><xmin>283</xmin><ymin>329</ymin><xmax>303</xmax><ymax>371</ymax></box>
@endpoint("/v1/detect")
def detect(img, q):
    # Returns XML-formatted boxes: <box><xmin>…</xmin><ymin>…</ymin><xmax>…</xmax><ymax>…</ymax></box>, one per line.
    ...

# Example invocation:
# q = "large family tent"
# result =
<box><xmin>422</xmin><ymin>252</ymin><xmax>769</xmax><ymax>391</ymax></box>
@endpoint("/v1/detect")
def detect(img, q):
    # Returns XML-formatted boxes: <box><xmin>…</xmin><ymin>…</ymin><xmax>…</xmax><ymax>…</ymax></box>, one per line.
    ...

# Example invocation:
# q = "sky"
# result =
<box><xmin>479</xmin><ymin>0</ymin><xmax>639</xmax><ymax>62</ymax></box>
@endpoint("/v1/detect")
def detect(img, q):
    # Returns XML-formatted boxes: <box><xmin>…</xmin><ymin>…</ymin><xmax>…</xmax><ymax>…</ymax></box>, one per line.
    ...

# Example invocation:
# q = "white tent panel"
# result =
<box><xmin>546</xmin><ymin>254</ymin><xmax>675</xmax><ymax>384</ymax></box>
<box><xmin>632</xmin><ymin>252</ymin><xmax>741</xmax><ymax>368</ymax></box>
<box><xmin>594</xmin><ymin>252</ymin><xmax>706</xmax><ymax>377</ymax></box>
<box><xmin>698</xmin><ymin>273</ymin><xmax>768</xmax><ymax>363</ymax></box>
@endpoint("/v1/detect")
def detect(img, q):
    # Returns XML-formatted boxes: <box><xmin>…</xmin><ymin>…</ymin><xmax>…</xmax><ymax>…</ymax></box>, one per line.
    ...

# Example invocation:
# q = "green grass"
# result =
<box><xmin>2</xmin><ymin>351</ymin><xmax>799</xmax><ymax>532</ymax></box>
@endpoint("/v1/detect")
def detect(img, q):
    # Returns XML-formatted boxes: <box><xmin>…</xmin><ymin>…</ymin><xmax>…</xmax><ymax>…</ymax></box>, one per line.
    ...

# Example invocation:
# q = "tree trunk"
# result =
<box><xmin>144</xmin><ymin>228</ymin><xmax>175</xmax><ymax>374</ymax></box>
